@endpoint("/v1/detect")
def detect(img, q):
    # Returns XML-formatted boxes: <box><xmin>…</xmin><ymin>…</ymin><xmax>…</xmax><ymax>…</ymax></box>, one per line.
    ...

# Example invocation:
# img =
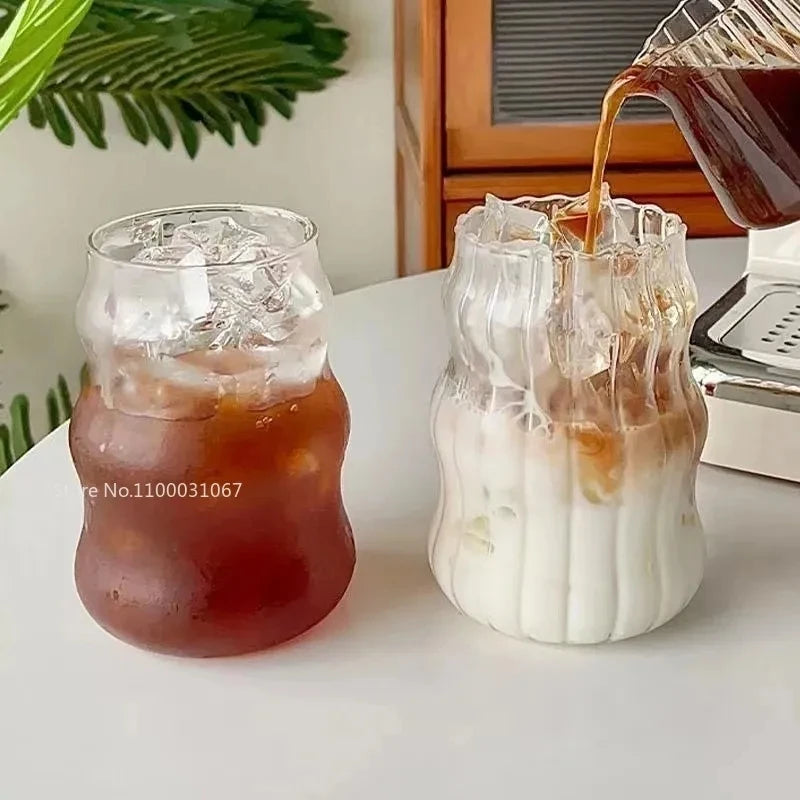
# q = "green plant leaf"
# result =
<box><xmin>9</xmin><ymin>394</ymin><xmax>34</xmax><ymax>460</ymax></box>
<box><xmin>46</xmin><ymin>387</ymin><xmax>60</xmax><ymax>431</ymax></box>
<box><xmin>79</xmin><ymin>362</ymin><xmax>91</xmax><ymax>389</ymax></box>
<box><xmin>0</xmin><ymin>423</ymin><xmax>11</xmax><ymax>474</ymax></box>
<box><xmin>242</xmin><ymin>91</ymin><xmax>264</xmax><ymax>125</ymax></box>
<box><xmin>258</xmin><ymin>86</ymin><xmax>293</xmax><ymax>119</ymax></box>
<box><xmin>185</xmin><ymin>93</ymin><xmax>234</xmax><ymax>144</ymax></box>
<box><xmin>61</xmin><ymin>90</ymin><xmax>107</xmax><ymax>147</ymax></box>
<box><xmin>220</xmin><ymin>92</ymin><xmax>259</xmax><ymax>144</ymax></box>
<box><xmin>162</xmin><ymin>96</ymin><xmax>199</xmax><ymax>157</ymax></box>
<box><xmin>26</xmin><ymin>92</ymin><xmax>44</xmax><ymax>126</ymax></box>
<box><xmin>1</xmin><ymin>0</ymin><xmax>349</xmax><ymax>156</ymax></box>
<box><xmin>40</xmin><ymin>92</ymin><xmax>74</xmax><ymax>144</ymax></box>
<box><xmin>0</xmin><ymin>0</ymin><xmax>93</xmax><ymax>133</ymax></box>
<box><xmin>0</xmin><ymin>375</ymin><xmax>81</xmax><ymax>470</ymax></box>
<box><xmin>113</xmin><ymin>93</ymin><xmax>149</xmax><ymax>144</ymax></box>
<box><xmin>134</xmin><ymin>94</ymin><xmax>172</xmax><ymax>149</ymax></box>
<box><xmin>82</xmin><ymin>90</ymin><xmax>104</xmax><ymax>129</ymax></box>
<box><xmin>57</xmin><ymin>374</ymin><xmax>73</xmax><ymax>419</ymax></box>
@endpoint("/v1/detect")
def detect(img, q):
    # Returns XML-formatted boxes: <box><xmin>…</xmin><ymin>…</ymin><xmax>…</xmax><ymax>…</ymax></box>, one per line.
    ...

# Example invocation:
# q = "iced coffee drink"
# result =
<box><xmin>429</xmin><ymin>192</ymin><xmax>707</xmax><ymax>644</ymax></box>
<box><xmin>70</xmin><ymin>206</ymin><xmax>355</xmax><ymax>656</ymax></box>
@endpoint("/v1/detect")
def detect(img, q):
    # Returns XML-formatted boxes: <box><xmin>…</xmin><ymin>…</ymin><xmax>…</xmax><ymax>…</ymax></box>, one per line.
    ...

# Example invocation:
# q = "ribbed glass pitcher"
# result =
<box><xmin>631</xmin><ymin>0</ymin><xmax>800</xmax><ymax>228</ymax></box>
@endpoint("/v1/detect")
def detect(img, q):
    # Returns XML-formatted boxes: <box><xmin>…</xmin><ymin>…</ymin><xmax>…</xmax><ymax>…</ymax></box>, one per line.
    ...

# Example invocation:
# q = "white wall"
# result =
<box><xmin>0</xmin><ymin>0</ymin><xmax>394</xmax><ymax>433</ymax></box>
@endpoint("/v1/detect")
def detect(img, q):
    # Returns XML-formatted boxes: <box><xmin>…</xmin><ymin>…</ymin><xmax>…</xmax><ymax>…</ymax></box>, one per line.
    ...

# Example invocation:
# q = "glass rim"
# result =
<box><xmin>456</xmin><ymin>193</ymin><xmax>687</xmax><ymax>258</ymax></box>
<box><xmin>636</xmin><ymin>0</ymin><xmax>732</xmax><ymax>63</ymax></box>
<box><xmin>87</xmin><ymin>203</ymin><xmax>319</xmax><ymax>271</ymax></box>
<box><xmin>636</xmin><ymin>0</ymin><xmax>800</xmax><ymax>66</ymax></box>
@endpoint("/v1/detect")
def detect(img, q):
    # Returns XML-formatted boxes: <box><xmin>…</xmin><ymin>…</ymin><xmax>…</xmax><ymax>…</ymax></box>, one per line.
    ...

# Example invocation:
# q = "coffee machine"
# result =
<box><xmin>691</xmin><ymin>222</ymin><xmax>800</xmax><ymax>483</ymax></box>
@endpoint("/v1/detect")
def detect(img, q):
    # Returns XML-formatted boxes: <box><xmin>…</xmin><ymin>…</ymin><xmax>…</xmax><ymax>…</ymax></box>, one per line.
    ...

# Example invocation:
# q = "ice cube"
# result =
<box><xmin>213</xmin><ymin>263</ymin><xmax>288</xmax><ymax>312</ymax></box>
<box><xmin>177</xmin><ymin>349</ymin><xmax>274</xmax><ymax>410</ymax></box>
<box><xmin>101</xmin><ymin>354</ymin><xmax>220</xmax><ymax>421</ymax></box>
<box><xmin>172</xmin><ymin>216</ymin><xmax>244</xmax><ymax>250</ymax></box>
<box><xmin>265</xmin><ymin>339</ymin><xmax>328</xmax><ymax>400</ymax></box>
<box><xmin>133</xmin><ymin>244</ymin><xmax>207</xmax><ymax>267</ymax></box>
<box><xmin>99</xmin><ymin>217</ymin><xmax>164</xmax><ymax>262</ymax></box>
<box><xmin>479</xmin><ymin>195</ymin><xmax>550</xmax><ymax>244</ymax></box>
<box><xmin>206</xmin><ymin>257</ymin><xmax>323</xmax><ymax>347</ymax></box>
<box><xmin>553</xmin><ymin>184</ymin><xmax>634</xmax><ymax>253</ymax></box>
<box><xmin>183</xmin><ymin>303</ymin><xmax>235</xmax><ymax>351</ymax></box>
<box><xmin>184</xmin><ymin>270</ymin><xmax>289</xmax><ymax>351</ymax></box>
<box><xmin>548</xmin><ymin>290</ymin><xmax>614</xmax><ymax>380</ymax></box>
<box><xmin>111</xmin><ymin>254</ymin><xmax>211</xmax><ymax>346</ymax></box>
<box><xmin>111</xmin><ymin>271</ymin><xmax>183</xmax><ymax>344</ymax></box>
<box><xmin>127</xmin><ymin>246</ymin><xmax>211</xmax><ymax>324</ymax></box>
<box><xmin>111</xmin><ymin>215</ymin><xmax>325</xmax><ymax>363</ymax></box>
<box><xmin>132</xmin><ymin>217</ymin><xmax>164</xmax><ymax>247</ymax></box>
<box><xmin>171</xmin><ymin>216</ymin><xmax>276</xmax><ymax>265</ymax></box>
<box><xmin>478</xmin><ymin>195</ymin><xmax>504</xmax><ymax>243</ymax></box>
<box><xmin>501</xmin><ymin>205</ymin><xmax>550</xmax><ymax>244</ymax></box>
<box><xmin>595</xmin><ymin>195</ymin><xmax>635</xmax><ymax>251</ymax></box>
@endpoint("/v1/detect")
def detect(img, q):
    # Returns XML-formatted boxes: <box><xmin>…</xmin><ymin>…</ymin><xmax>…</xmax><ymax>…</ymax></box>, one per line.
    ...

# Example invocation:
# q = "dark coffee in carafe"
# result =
<box><xmin>586</xmin><ymin>64</ymin><xmax>800</xmax><ymax>251</ymax></box>
<box><xmin>584</xmin><ymin>0</ymin><xmax>800</xmax><ymax>253</ymax></box>
<box><xmin>650</xmin><ymin>66</ymin><xmax>800</xmax><ymax>230</ymax></box>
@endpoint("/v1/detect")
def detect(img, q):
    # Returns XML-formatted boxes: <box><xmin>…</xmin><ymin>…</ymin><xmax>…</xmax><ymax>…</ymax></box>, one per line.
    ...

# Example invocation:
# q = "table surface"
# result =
<box><xmin>3</xmin><ymin>238</ymin><xmax>800</xmax><ymax>800</ymax></box>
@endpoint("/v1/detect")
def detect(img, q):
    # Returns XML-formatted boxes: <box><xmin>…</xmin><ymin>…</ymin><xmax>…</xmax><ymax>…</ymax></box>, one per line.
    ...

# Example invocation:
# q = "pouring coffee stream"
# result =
<box><xmin>582</xmin><ymin>0</ymin><xmax>800</xmax><ymax>254</ymax></box>
<box><xmin>584</xmin><ymin>69</ymin><xmax>643</xmax><ymax>254</ymax></box>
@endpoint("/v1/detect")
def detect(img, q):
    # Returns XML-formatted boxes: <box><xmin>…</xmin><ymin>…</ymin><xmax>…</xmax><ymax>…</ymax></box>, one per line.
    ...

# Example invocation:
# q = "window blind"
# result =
<box><xmin>493</xmin><ymin>0</ymin><xmax>676</xmax><ymax>123</ymax></box>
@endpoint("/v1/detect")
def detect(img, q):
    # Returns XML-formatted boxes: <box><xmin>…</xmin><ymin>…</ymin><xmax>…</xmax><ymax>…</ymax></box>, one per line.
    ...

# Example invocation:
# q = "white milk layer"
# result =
<box><xmin>429</xmin><ymin>392</ymin><xmax>705</xmax><ymax>644</ymax></box>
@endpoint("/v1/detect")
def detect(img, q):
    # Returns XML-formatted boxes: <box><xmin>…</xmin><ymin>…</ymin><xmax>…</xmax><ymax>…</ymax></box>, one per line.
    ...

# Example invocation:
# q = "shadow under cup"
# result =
<box><xmin>70</xmin><ymin>204</ymin><xmax>355</xmax><ymax>657</ymax></box>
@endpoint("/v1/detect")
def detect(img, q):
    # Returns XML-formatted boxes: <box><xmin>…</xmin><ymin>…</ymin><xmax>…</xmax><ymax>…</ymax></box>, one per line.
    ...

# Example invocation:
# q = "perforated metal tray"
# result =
<box><xmin>690</xmin><ymin>275</ymin><xmax>800</xmax><ymax>413</ymax></box>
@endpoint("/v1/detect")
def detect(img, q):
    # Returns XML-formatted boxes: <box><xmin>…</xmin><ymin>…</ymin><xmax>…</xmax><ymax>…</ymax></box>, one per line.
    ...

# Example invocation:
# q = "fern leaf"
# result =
<box><xmin>57</xmin><ymin>374</ymin><xmax>73</xmax><ymax>419</ymax></box>
<box><xmin>0</xmin><ymin>423</ymin><xmax>11</xmax><ymax>474</ymax></box>
<box><xmin>9</xmin><ymin>394</ymin><xmax>34</xmax><ymax>460</ymax></box>
<box><xmin>220</xmin><ymin>92</ymin><xmax>259</xmax><ymax>144</ymax></box>
<box><xmin>113</xmin><ymin>93</ymin><xmax>149</xmax><ymax>144</ymax></box>
<box><xmin>162</xmin><ymin>96</ymin><xmax>199</xmax><ymax>157</ymax></box>
<box><xmin>258</xmin><ymin>86</ymin><xmax>293</xmax><ymax>119</ymax></box>
<box><xmin>2</xmin><ymin>0</ymin><xmax>349</xmax><ymax>156</ymax></box>
<box><xmin>26</xmin><ymin>92</ymin><xmax>44</xmax><ymax>126</ymax></box>
<box><xmin>185</xmin><ymin>93</ymin><xmax>234</xmax><ymax>144</ymax></box>
<box><xmin>242</xmin><ymin>91</ymin><xmax>264</xmax><ymax>125</ymax></box>
<box><xmin>46</xmin><ymin>388</ymin><xmax>60</xmax><ymax>431</ymax></box>
<box><xmin>81</xmin><ymin>90</ymin><xmax>104</xmax><ymax>129</ymax></box>
<box><xmin>61</xmin><ymin>90</ymin><xmax>107</xmax><ymax>147</ymax></box>
<box><xmin>134</xmin><ymin>94</ymin><xmax>172</xmax><ymax>149</ymax></box>
<box><xmin>40</xmin><ymin>93</ymin><xmax>74</xmax><ymax>144</ymax></box>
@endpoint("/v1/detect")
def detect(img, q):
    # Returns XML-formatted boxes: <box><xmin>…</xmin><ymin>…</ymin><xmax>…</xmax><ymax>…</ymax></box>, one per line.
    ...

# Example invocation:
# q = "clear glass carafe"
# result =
<box><xmin>630</xmin><ymin>0</ymin><xmax>800</xmax><ymax>229</ymax></box>
<box><xmin>429</xmin><ymin>195</ymin><xmax>708</xmax><ymax>644</ymax></box>
<box><xmin>70</xmin><ymin>205</ymin><xmax>355</xmax><ymax>657</ymax></box>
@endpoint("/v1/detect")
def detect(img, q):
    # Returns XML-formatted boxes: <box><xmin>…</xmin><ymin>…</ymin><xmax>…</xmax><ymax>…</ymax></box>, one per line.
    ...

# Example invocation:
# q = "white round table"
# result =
<box><xmin>3</xmin><ymin>239</ymin><xmax>800</xmax><ymax>799</ymax></box>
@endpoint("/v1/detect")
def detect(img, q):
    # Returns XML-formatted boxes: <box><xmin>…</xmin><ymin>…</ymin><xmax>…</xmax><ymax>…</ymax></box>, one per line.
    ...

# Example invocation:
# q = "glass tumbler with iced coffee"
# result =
<box><xmin>70</xmin><ymin>206</ymin><xmax>355</xmax><ymax>657</ymax></box>
<box><xmin>429</xmin><ymin>193</ymin><xmax>707</xmax><ymax>644</ymax></box>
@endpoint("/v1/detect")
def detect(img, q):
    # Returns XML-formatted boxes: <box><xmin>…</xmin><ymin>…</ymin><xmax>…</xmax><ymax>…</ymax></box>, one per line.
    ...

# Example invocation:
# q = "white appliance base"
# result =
<box><xmin>702</xmin><ymin>393</ymin><xmax>800</xmax><ymax>484</ymax></box>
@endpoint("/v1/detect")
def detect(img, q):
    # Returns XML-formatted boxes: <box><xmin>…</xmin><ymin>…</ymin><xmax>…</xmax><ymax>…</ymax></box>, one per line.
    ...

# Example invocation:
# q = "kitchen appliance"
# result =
<box><xmin>691</xmin><ymin>222</ymin><xmax>800</xmax><ymax>483</ymax></box>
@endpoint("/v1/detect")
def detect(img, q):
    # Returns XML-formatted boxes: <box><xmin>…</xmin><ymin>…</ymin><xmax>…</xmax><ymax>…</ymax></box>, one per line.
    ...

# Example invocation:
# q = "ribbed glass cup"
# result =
<box><xmin>428</xmin><ymin>195</ymin><xmax>708</xmax><ymax>644</ymax></box>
